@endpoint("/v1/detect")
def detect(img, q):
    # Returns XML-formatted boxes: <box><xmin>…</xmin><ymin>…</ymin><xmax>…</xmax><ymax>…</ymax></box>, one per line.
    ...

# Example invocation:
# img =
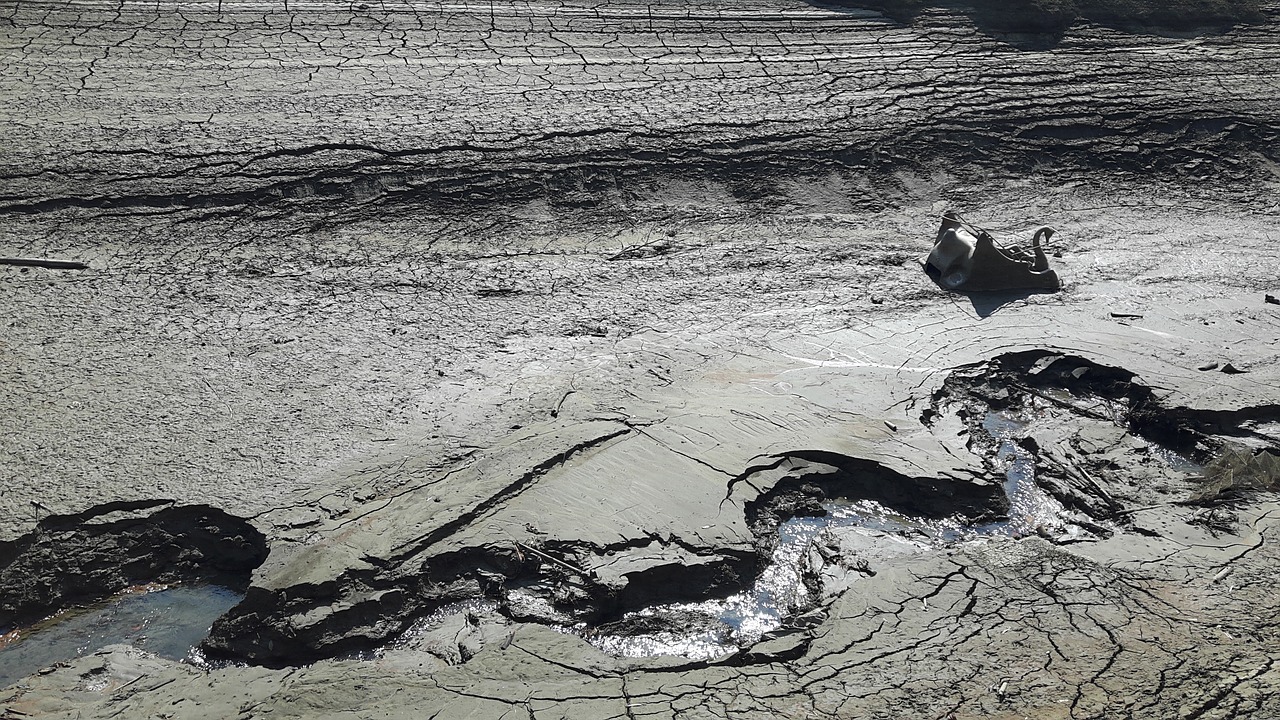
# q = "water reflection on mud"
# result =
<box><xmin>0</xmin><ymin>585</ymin><xmax>243</xmax><ymax>687</ymax></box>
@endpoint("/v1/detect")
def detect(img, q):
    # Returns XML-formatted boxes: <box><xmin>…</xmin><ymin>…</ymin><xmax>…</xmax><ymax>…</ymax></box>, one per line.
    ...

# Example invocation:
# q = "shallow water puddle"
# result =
<box><xmin>0</xmin><ymin>585</ymin><xmax>242</xmax><ymax>687</ymax></box>
<box><xmin>981</xmin><ymin>411</ymin><xmax>1069</xmax><ymax>537</ymax></box>
<box><xmin>583</xmin><ymin>505</ymin><xmax>933</xmax><ymax>661</ymax></box>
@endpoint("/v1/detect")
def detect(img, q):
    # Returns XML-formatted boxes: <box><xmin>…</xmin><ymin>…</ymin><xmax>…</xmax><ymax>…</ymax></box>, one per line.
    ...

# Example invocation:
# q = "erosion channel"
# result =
<box><xmin>3</xmin><ymin>0</ymin><xmax>1280</xmax><ymax>718</ymax></box>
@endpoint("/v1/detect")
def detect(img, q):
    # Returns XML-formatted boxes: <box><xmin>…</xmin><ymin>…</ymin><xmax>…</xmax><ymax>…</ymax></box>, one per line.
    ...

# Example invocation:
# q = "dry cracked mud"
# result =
<box><xmin>3</xmin><ymin>1</ymin><xmax>1280</xmax><ymax>718</ymax></box>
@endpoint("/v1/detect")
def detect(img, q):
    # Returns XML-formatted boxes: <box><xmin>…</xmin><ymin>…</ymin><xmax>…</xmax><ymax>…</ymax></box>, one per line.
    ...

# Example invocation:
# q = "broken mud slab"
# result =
<box><xmin>927</xmin><ymin>350</ymin><xmax>1280</xmax><ymax>533</ymax></box>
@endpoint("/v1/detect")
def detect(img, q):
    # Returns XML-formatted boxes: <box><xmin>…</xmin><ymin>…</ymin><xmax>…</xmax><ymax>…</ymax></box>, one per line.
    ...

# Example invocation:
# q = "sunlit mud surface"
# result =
<box><xmin>0</xmin><ymin>585</ymin><xmax>242</xmax><ymax>687</ymax></box>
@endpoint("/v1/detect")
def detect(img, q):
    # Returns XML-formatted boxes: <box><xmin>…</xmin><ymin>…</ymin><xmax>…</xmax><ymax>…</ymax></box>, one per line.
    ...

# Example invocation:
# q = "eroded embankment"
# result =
<box><xmin>929</xmin><ymin>351</ymin><xmax>1280</xmax><ymax>532</ymax></box>
<box><xmin>0</xmin><ymin>502</ymin><xmax>266</xmax><ymax>631</ymax></box>
<box><xmin>196</xmin><ymin>435</ymin><xmax>1005</xmax><ymax>666</ymax></box>
<box><xmin>180</xmin><ymin>348</ymin><xmax>1279</xmax><ymax>670</ymax></box>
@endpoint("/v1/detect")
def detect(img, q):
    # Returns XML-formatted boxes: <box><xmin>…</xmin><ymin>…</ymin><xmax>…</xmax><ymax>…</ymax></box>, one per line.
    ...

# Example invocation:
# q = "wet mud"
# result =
<box><xmin>3</xmin><ymin>1</ymin><xmax>1280</xmax><ymax>718</ymax></box>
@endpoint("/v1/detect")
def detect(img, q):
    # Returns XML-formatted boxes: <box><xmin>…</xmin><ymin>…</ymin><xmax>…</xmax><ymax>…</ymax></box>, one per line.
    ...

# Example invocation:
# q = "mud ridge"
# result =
<box><xmin>2</xmin><ymin>114</ymin><xmax>1274</xmax><ymax>221</ymax></box>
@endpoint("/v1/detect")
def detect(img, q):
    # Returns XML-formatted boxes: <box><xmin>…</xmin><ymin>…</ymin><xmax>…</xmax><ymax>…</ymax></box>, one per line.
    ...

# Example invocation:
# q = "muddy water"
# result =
<box><xmin>981</xmin><ymin>411</ymin><xmax>1072</xmax><ymax>538</ymax></box>
<box><xmin>0</xmin><ymin>585</ymin><xmax>242</xmax><ymax>687</ymax></box>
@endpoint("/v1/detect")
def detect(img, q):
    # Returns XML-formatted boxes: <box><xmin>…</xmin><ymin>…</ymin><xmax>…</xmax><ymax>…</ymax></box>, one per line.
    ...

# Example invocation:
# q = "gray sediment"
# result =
<box><xmin>3</xmin><ymin>1</ymin><xmax>1280</xmax><ymax>718</ymax></box>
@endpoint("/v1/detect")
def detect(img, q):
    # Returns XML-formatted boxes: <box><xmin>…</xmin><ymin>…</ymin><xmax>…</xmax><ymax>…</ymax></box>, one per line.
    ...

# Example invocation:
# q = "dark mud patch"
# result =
<box><xmin>929</xmin><ymin>350</ymin><xmax>1219</xmax><ymax>455</ymax></box>
<box><xmin>1189</xmin><ymin>444</ymin><xmax>1280</xmax><ymax>505</ymax></box>
<box><xmin>0</xmin><ymin>501</ymin><xmax>266</xmax><ymax>631</ymax></box>
<box><xmin>813</xmin><ymin>0</ymin><xmax>1266</xmax><ymax>36</ymax></box>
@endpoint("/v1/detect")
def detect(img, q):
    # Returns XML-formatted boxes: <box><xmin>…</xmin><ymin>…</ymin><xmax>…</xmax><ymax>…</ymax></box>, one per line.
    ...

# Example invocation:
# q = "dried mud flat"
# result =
<box><xmin>3</xmin><ymin>1</ymin><xmax>1280</xmax><ymax>718</ymax></box>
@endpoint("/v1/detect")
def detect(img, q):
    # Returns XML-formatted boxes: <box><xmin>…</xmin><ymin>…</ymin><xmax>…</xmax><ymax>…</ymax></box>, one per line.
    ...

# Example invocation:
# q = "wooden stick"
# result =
<box><xmin>0</xmin><ymin>257</ymin><xmax>89</xmax><ymax>270</ymax></box>
<box><xmin>514</xmin><ymin>542</ymin><xmax>592</xmax><ymax>578</ymax></box>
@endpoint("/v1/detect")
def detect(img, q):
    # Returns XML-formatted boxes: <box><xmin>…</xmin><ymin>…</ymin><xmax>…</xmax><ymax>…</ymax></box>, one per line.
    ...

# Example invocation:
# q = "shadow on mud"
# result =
<box><xmin>806</xmin><ymin>0</ymin><xmax>1266</xmax><ymax>48</ymax></box>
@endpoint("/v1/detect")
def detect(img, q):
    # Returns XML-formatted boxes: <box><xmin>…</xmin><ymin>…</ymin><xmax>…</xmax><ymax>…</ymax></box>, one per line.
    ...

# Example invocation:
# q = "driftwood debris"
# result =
<box><xmin>1</xmin><ymin>257</ymin><xmax>89</xmax><ymax>270</ymax></box>
<box><xmin>924</xmin><ymin>212</ymin><xmax>1061</xmax><ymax>293</ymax></box>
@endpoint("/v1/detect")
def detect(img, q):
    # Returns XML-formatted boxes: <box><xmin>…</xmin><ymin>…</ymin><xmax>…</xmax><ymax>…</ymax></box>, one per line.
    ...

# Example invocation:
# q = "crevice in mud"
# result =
<box><xmin>0</xmin><ymin>501</ymin><xmax>266</xmax><ymax>632</ymax></box>
<box><xmin>927</xmin><ymin>349</ymin><xmax>1280</xmax><ymax>456</ymax></box>
<box><xmin>579</xmin><ymin>457</ymin><xmax>1014</xmax><ymax>663</ymax></box>
<box><xmin>743</xmin><ymin>453</ymin><xmax>1007</xmax><ymax>559</ymax></box>
<box><xmin>380</xmin><ymin>426</ymin><xmax>632</xmax><ymax>566</ymax></box>
<box><xmin>201</xmin><ymin>532</ymin><xmax>757</xmax><ymax>667</ymax></box>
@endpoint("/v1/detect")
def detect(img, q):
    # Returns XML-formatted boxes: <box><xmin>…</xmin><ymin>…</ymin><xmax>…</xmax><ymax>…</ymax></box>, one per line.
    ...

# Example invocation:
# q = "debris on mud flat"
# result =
<box><xmin>0</xmin><ymin>257</ymin><xmax>88</xmax><ymax>270</ymax></box>
<box><xmin>924</xmin><ymin>212</ymin><xmax>1061</xmax><ymax>293</ymax></box>
<box><xmin>1189</xmin><ymin>445</ymin><xmax>1280</xmax><ymax>504</ymax></box>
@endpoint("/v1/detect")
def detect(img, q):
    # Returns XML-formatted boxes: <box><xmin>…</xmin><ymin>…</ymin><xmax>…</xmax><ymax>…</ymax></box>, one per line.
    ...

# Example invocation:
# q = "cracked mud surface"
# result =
<box><xmin>4</xmin><ymin>1</ymin><xmax>1280</xmax><ymax>718</ymax></box>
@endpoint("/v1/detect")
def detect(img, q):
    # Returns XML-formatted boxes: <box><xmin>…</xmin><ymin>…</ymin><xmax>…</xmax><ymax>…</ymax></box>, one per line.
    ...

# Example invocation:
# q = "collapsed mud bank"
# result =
<box><xmin>196</xmin><ymin>411</ymin><xmax>1002</xmax><ymax>665</ymax></box>
<box><xmin>184</xmin><ymin>345</ymin><xmax>1275</xmax><ymax>672</ymax></box>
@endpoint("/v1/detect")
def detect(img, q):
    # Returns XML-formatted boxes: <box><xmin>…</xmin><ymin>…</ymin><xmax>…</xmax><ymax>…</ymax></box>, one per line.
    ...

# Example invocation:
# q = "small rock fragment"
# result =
<box><xmin>1265</xmin><ymin>294</ymin><xmax>1279</xmax><ymax>305</ymax></box>
<box><xmin>1221</xmin><ymin>363</ymin><xmax>1247</xmax><ymax>374</ymax></box>
<box><xmin>1198</xmin><ymin>362</ymin><xmax>1219</xmax><ymax>371</ymax></box>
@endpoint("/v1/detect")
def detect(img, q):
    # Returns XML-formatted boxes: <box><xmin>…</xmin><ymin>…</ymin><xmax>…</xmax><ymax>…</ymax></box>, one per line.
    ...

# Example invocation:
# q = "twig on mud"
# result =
<box><xmin>114</xmin><ymin>674</ymin><xmax>146</xmax><ymax>692</ymax></box>
<box><xmin>1010</xmin><ymin>381</ymin><xmax>1115</xmax><ymax>423</ymax></box>
<box><xmin>514</xmin><ymin>541</ymin><xmax>594</xmax><ymax>579</ymax></box>
<box><xmin>607</xmin><ymin>236</ymin><xmax>674</xmax><ymax>261</ymax></box>
<box><xmin>0</xmin><ymin>257</ymin><xmax>89</xmax><ymax>270</ymax></box>
<box><xmin>1041</xmin><ymin>446</ymin><xmax>1118</xmax><ymax>511</ymax></box>
<box><xmin>1113</xmin><ymin>503</ymin><xmax>1175</xmax><ymax>516</ymax></box>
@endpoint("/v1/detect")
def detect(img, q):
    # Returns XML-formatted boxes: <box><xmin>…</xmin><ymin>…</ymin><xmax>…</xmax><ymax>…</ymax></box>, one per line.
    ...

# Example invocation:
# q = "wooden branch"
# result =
<box><xmin>1</xmin><ymin>257</ymin><xmax>89</xmax><ymax>270</ymax></box>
